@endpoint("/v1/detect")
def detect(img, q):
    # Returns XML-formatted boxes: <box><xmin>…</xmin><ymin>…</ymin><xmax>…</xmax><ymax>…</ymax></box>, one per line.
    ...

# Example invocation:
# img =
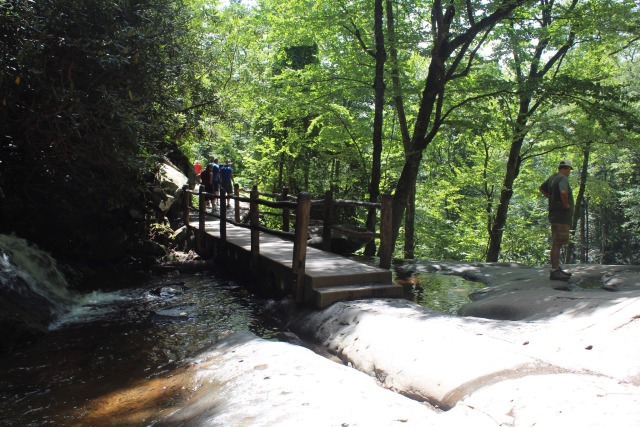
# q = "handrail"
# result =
<box><xmin>182</xmin><ymin>184</ymin><xmax>393</xmax><ymax>282</ymax></box>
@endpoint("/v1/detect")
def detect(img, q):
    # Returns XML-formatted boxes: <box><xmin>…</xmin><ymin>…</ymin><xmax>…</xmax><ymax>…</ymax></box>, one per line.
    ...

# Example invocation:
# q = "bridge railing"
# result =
<box><xmin>182</xmin><ymin>184</ymin><xmax>392</xmax><ymax>301</ymax></box>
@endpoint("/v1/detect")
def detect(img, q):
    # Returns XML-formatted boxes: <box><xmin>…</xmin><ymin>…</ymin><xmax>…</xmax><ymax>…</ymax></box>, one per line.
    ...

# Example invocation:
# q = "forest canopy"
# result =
<box><xmin>1</xmin><ymin>0</ymin><xmax>639</xmax><ymax>265</ymax></box>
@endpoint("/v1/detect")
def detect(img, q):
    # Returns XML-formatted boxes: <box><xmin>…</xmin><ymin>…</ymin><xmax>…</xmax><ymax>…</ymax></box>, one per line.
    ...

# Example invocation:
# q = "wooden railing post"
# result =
<box><xmin>250</xmin><ymin>185</ymin><xmax>260</xmax><ymax>275</ymax></box>
<box><xmin>198</xmin><ymin>185</ymin><xmax>206</xmax><ymax>251</ymax></box>
<box><xmin>234</xmin><ymin>183</ymin><xmax>241</xmax><ymax>223</ymax></box>
<box><xmin>219</xmin><ymin>186</ymin><xmax>227</xmax><ymax>244</ymax></box>
<box><xmin>281</xmin><ymin>186</ymin><xmax>290</xmax><ymax>232</ymax></box>
<box><xmin>322</xmin><ymin>190</ymin><xmax>333</xmax><ymax>252</ymax></box>
<box><xmin>182</xmin><ymin>185</ymin><xmax>190</xmax><ymax>228</ymax></box>
<box><xmin>292</xmin><ymin>192</ymin><xmax>311</xmax><ymax>303</ymax></box>
<box><xmin>378</xmin><ymin>193</ymin><xmax>393</xmax><ymax>269</ymax></box>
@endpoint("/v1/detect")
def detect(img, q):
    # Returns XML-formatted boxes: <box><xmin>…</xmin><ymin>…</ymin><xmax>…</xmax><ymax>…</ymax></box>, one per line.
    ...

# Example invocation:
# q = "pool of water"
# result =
<box><xmin>0</xmin><ymin>269</ymin><xmax>288</xmax><ymax>426</ymax></box>
<box><xmin>351</xmin><ymin>257</ymin><xmax>485</xmax><ymax>316</ymax></box>
<box><xmin>402</xmin><ymin>272</ymin><xmax>484</xmax><ymax>315</ymax></box>
<box><xmin>573</xmin><ymin>278</ymin><xmax>604</xmax><ymax>290</ymax></box>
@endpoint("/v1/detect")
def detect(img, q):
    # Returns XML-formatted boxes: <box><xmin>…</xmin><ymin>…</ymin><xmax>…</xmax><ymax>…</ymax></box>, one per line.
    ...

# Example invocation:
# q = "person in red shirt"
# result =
<box><xmin>193</xmin><ymin>160</ymin><xmax>203</xmax><ymax>175</ymax></box>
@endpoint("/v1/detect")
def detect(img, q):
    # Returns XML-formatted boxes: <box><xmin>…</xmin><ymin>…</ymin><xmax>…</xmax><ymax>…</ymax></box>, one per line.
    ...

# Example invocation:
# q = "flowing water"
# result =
<box><xmin>0</xmin><ymin>235</ymin><xmax>291</xmax><ymax>426</ymax></box>
<box><xmin>0</xmin><ymin>237</ymin><xmax>482</xmax><ymax>426</ymax></box>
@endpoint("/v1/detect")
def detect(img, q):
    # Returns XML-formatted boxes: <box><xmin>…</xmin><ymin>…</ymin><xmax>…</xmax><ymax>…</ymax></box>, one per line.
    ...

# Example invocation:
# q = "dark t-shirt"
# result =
<box><xmin>541</xmin><ymin>172</ymin><xmax>573</xmax><ymax>224</ymax></box>
<box><xmin>220</xmin><ymin>165</ymin><xmax>233</xmax><ymax>184</ymax></box>
<box><xmin>200</xmin><ymin>170</ymin><xmax>213</xmax><ymax>190</ymax></box>
<box><xmin>211</xmin><ymin>163</ymin><xmax>220</xmax><ymax>183</ymax></box>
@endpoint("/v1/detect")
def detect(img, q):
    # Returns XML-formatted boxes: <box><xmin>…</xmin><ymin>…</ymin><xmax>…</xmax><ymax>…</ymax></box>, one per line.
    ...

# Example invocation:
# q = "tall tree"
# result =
<box><xmin>389</xmin><ymin>0</ymin><xmax>533</xmax><ymax>247</ymax></box>
<box><xmin>485</xmin><ymin>0</ymin><xmax>640</xmax><ymax>261</ymax></box>
<box><xmin>356</xmin><ymin>0</ymin><xmax>386</xmax><ymax>255</ymax></box>
<box><xmin>485</xmin><ymin>0</ymin><xmax>578</xmax><ymax>261</ymax></box>
<box><xmin>385</xmin><ymin>0</ymin><xmax>416</xmax><ymax>258</ymax></box>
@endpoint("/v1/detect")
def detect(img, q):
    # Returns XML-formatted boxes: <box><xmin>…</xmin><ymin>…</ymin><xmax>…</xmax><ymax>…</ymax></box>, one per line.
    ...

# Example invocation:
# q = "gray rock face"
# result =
<box><xmin>288</xmin><ymin>264</ymin><xmax>640</xmax><ymax>425</ymax></box>
<box><xmin>155</xmin><ymin>263</ymin><xmax>640</xmax><ymax>426</ymax></box>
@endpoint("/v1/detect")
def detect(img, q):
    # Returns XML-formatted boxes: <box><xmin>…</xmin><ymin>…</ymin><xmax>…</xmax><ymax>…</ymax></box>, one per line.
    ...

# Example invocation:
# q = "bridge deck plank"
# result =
<box><xmin>199</xmin><ymin>216</ymin><xmax>393</xmax><ymax>288</ymax></box>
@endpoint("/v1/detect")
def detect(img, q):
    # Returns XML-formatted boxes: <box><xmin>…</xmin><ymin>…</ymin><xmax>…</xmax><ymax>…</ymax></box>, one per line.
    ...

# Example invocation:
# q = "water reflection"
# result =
<box><xmin>391</xmin><ymin>260</ymin><xmax>485</xmax><ymax>315</ymax></box>
<box><xmin>349</xmin><ymin>256</ymin><xmax>485</xmax><ymax>316</ymax></box>
<box><xmin>402</xmin><ymin>272</ymin><xmax>484</xmax><ymax>315</ymax></box>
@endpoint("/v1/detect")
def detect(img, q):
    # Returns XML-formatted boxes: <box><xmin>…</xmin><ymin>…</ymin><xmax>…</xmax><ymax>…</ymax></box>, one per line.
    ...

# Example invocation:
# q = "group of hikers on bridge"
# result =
<box><xmin>193</xmin><ymin>158</ymin><xmax>235</xmax><ymax>210</ymax></box>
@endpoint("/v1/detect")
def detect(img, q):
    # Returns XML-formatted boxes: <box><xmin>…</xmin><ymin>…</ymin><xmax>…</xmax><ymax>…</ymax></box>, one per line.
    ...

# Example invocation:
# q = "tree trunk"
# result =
<box><xmin>386</xmin><ymin>0</ymin><xmax>413</xmax><ymax>258</ymax></box>
<box><xmin>404</xmin><ymin>179</ymin><xmax>416</xmax><ymax>259</ymax></box>
<box><xmin>565</xmin><ymin>148</ymin><xmax>589</xmax><ymax>264</ymax></box>
<box><xmin>601</xmin><ymin>205</ymin><xmax>606</xmax><ymax>263</ymax></box>
<box><xmin>277</xmin><ymin>152</ymin><xmax>285</xmax><ymax>192</ymax></box>
<box><xmin>333</xmin><ymin>159</ymin><xmax>341</xmax><ymax>195</ymax></box>
<box><xmin>364</xmin><ymin>0</ymin><xmax>386</xmax><ymax>256</ymax></box>
<box><xmin>485</xmin><ymin>123</ymin><xmax>526</xmax><ymax>262</ymax></box>
<box><xmin>391</xmin><ymin>150</ymin><xmax>423</xmax><ymax>245</ymax></box>
<box><xmin>388</xmin><ymin>0</ymin><xmax>529</xmax><ymax>247</ymax></box>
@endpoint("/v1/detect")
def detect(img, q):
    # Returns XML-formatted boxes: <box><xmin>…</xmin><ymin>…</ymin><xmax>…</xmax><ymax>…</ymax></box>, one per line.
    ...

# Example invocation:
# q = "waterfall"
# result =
<box><xmin>0</xmin><ymin>234</ymin><xmax>79</xmax><ymax>307</ymax></box>
<box><xmin>0</xmin><ymin>234</ymin><xmax>81</xmax><ymax>339</ymax></box>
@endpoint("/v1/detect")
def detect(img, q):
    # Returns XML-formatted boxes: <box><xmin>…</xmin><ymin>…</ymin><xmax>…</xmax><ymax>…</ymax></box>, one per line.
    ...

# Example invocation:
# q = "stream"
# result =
<box><xmin>0</xmin><ymin>267</ymin><xmax>291</xmax><ymax>426</ymax></box>
<box><xmin>0</xmin><ymin>237</ymin><xmax>482</xmax><ymax>426</ymax></box>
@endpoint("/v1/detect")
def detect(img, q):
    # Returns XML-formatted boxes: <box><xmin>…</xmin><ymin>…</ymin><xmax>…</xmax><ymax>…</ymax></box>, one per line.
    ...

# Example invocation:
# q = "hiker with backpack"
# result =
<box><xmin>220</xmin><ymin>159</ymin><xmax>234</xmax><ymax>208</ymax></box>
<box><xmin>210</xmin><ymin>158</ymin><xmax>221</xmax><ymax>206</ymax></box>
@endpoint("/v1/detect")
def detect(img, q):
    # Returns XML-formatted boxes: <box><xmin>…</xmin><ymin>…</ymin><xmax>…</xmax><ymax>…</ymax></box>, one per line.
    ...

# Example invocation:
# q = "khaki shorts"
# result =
<box><xmin>551</xmin><ymin>223</ymin><xmax>570</xmax><ymax>245</ymax></box>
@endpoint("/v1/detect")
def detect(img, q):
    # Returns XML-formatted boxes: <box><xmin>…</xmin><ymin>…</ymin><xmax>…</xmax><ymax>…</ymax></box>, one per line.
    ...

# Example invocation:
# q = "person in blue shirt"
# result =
<box><xmin>210</xmin><ymin>158</ymin><xmax>221</xmax><ymax>206</ymax></box>
<box><xmin>220</xmin><ymin>159</ymin><xmax>234</xmax><ymax>207</ymax></box>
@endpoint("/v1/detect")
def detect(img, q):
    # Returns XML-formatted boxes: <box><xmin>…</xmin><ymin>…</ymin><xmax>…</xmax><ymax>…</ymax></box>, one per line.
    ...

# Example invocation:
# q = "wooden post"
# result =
<box><xmin>250</xmin><ymin>185</ymin><xmax>260</xmax><ymax>275</ymax></box>
<box><xmin>322</xmin><ymin>190</ymin><xmax>333</xmax><ymax>252</ymax></box>
<box><xmin>292</xmin><ymin>192</ymin><xmax>311</xmax><ymax>303</ymax></box>
<box><xmin>182</xmin><ymin>185</ymin><xmax>190</xmax><ymax>229</ymax></box>
<box><xmin>378</xmin><ymin>194</ymin><xmax>393</xmax><ymax>269</ymax></box>
<box><xmin>281</xmin><ymin>186</ymin><xmax>290</xmax><ymax>232</ymax></box>
<box><xmin>219</xmin><ymin>186</ymin><xmax>227</xmax><ymax>245</ymax></box>
<box><xmin>234</xmin><ymin>183</ymin><xmax>241</xmax><ymax>223</ymax></box>
<box><xmin>198</xmin><ymin>185</ymin><xmax>205</xmax><ymax>251</ymax></box>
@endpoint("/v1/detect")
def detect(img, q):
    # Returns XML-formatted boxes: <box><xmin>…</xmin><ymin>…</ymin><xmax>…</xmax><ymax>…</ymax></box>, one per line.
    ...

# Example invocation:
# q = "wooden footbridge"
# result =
<box><xmin>182</xmin><ymin>185</ymin><xmax>403</xmax><ymax>308</ymax></box>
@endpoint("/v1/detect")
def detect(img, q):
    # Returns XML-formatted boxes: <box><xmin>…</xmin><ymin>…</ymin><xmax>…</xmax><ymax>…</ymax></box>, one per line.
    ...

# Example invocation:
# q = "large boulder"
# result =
<box><xmin>151</xmin><ymin>158</ymin><xmax>189</xmax><ymax>214</ymax></box>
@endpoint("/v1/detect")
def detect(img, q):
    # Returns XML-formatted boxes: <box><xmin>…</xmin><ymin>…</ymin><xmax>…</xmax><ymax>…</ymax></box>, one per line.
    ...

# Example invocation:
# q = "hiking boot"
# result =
<box><xmin>550</xmin><ymin>269</ymin><xmax>571</xmax><ymax>281</ymax></box>
<box><xmin>558</xmin><ymin>267</ymin><xmax>572</xmax><ymax>277</ymax></box>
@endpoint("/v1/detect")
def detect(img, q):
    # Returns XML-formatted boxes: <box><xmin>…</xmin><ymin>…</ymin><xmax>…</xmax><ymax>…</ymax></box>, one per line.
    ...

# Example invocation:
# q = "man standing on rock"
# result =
<box><xmin>539</xmin><ymin>160</ymin><xmax>574</xmax><ymax>281</ymax></box>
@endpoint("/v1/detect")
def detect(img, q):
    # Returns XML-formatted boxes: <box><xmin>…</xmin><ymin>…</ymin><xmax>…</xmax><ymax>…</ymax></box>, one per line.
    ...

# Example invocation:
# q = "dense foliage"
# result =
<box><xmin>0</xmin><ymin>0</ymin><xmax>219</xmax><ymax>261</ymax></box>
<box><xmin>2</xmin><ymin>0</ymin><xmax>639</xmax><ymax>265</ymax></box>
<box><xmin>199</xmin><ymin>0</ymin><xmax>639</xmax><ymax>265</ymax></box>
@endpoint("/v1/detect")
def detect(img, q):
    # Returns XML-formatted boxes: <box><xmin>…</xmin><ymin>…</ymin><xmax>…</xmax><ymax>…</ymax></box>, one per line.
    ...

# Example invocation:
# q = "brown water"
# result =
<box><xmin>0</xmin><ymin>270</ymin><xmax>288</xmax><ymax>426</ymax></box>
